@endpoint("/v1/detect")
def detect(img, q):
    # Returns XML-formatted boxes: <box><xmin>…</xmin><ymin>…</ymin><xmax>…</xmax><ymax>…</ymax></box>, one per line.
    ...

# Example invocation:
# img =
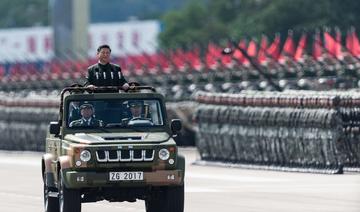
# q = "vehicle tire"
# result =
<box><xmin>43</xmin><ymin>173</ymin><xmax>59</xmax><ymax>212</ymax></box>
<box><xmin>145</xmin><ymin>189</ymin><xmax>165</xmax><ymax>212</ymax></box>
<box><xmin>145</xmin><ymin>185</ymin><xmax>184</xmax><ymax>212</ymax></box>
<box><xmin>166</xmin><ymin>185</ymin><xmax>184</xmax><ymax>212</ymax></box>
<box><xmin>58</xmin><ymin>171</ymin><xmax>81</xmax><ymax>212</ymax></box>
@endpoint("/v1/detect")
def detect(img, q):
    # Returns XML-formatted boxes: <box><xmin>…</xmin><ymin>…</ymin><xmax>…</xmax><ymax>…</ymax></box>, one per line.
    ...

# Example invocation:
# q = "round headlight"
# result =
<box><xmin>80</xmin><ymin>150</ymin><xmax>91</xmax><ymax>162</ymax></box>
<box><xmin>158</xmin><ymin>148</ymin><xmax>170</xmax><ymax>161</ymax></box>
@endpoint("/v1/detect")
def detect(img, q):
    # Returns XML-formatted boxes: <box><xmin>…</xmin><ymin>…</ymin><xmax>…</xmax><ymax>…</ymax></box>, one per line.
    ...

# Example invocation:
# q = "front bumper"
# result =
<box><xmin>62</xmin><ymin>169</ymin><xmax>184</xmax><ymax>189</ymax></box>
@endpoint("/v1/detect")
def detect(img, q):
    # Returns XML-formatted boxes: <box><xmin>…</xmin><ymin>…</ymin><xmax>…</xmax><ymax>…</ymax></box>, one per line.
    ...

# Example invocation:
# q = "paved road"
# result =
<box><xmin>0</xmin><ymin>148</ymin><xmax>359</xmax><ymax>212</ymax></box>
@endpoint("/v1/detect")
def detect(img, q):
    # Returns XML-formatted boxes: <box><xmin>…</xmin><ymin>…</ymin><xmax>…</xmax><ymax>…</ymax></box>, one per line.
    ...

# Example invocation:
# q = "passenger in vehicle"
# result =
<box><xmin>69</xmin><ymin>103</ymin><xmax>104</xmax><ymax>127</ymax></box>
<box><xmin>128</xmin><ymin>100</ymin><xmax>144</xmax><ymax>120</ymax></box>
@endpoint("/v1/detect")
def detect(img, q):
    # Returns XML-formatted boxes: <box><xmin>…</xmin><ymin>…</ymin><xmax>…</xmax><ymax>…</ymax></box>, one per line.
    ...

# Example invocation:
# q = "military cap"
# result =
<box><xmin>128</xmin><ymin>100</ymin><xmax>143</xmax><ymax>107</ymax></box>
<box><xmin>80</xmin><ymin>103</ymin><xmax>94</xmax><ymax>110</ymax></box>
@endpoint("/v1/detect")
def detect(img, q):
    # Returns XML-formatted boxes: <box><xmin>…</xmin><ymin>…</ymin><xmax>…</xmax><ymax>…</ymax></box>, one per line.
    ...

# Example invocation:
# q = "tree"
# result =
<box><xmin>159</xmin><ymin>1</ymin><xmax>229</xmax><ymax>49</ymax></box>
<box><xmin>159</xmin><ymin>0</ymin><xmax>360</xmax><ymax>49</ymax></box>
<box><xmin>0</xmin><ymin>0</ymin><xmax>49</xmax><ymax>28</ymax></box>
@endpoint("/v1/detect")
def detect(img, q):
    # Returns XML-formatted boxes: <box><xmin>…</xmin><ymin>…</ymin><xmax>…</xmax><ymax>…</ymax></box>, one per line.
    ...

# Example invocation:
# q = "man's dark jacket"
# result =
<box><xmin>87</xmin><ymin>63</ymin><xmax>127</xmax><ymax>86</ymax></box>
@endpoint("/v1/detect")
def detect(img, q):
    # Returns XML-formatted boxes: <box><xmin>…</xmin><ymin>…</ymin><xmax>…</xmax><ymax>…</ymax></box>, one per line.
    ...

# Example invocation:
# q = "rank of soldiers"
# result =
<box><xmin>194</xmin><ymin>90</ymin><xmax>360</xmax><ymax>171</ymax></box>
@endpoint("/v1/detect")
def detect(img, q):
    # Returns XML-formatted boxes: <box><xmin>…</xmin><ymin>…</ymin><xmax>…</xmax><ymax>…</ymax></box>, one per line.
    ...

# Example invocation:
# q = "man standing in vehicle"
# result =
<box><xmin>86</xmin><ymin>44</ymin><xmax>130</xmax><ymax>90</ymax></box>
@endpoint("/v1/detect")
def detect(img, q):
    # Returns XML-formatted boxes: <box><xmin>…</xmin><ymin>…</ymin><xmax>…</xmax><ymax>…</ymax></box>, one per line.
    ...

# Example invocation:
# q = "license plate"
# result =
<box><xmin>109</xmin><ymin>172</ymin><xmax>144</xmax><ymax>181</ymax></box>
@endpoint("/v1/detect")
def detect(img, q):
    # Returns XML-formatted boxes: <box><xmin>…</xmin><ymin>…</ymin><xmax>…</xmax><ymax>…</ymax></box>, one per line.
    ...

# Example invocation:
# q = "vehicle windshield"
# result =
<box><xmin>67</xmin><ymin>99</ymin><xmax>164</xmax><ymax>128</ymax></box>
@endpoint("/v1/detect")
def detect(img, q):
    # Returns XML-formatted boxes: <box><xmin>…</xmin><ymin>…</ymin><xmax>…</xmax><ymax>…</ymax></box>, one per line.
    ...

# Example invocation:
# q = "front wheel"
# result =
<box><xmin>145</xmin><ymin>185</ymin><xmax>184</xmax><ymax>212</ymax></box>
<box><xmin>43</xmin><ymin>173</ymin><xmax>59</xmax><ymax>212</ymax></box>
<box><xmin>58</xmin><ymin>171</ymin><xmax>81</xmax><ymax>212</ymax></box>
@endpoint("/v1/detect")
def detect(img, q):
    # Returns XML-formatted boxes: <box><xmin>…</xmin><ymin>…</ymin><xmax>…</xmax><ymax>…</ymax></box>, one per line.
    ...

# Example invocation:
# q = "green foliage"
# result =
<box><xmin>159</xmin><ymin>1</ymin><xmax>229</xmax><ymax>49</ymax></box>
<box><xmin>162</xmin><ymin>1</ymin><xmax>231</xmax><ymax>49</ymax></box>
<box><xmin>0</xmin><ymin>0</ymin><xmax>48</xmax><ymax>28</ymax></box>
<box><xmin>91</xmin><ymin>0</ymin><xmax>192</xmax><ymax>22</ymax></box>
<box><xmin>159</xmin><ymin>0</ymin><xmax>360</xmax><ymax>48</ymax></box>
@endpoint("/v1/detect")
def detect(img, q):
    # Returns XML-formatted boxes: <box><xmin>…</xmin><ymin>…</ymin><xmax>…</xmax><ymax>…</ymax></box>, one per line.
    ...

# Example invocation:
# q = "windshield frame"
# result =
<box><xmin>63</xmin><ymin>93</ymin><xmax>168</xmax><ymax>132</ymax></box>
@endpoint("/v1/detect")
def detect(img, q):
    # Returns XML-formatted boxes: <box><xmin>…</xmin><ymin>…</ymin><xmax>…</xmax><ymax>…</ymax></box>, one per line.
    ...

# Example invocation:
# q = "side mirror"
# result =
<box><xmin>171</xmin><ymin>119</ymin><xmax>182</xmax><ymax>137</ymax></box>
<box><xmin>49</xmin><ymin>122</ymin><xmax>60</xmax><ymax>135</ymax></box>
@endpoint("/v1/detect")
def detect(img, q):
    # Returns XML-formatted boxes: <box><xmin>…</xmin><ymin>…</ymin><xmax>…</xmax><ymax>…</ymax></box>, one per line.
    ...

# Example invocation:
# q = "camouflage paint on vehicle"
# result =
<box><xmin>42</xmin><ymin>86</ymin><xmax>185</xmax><ymax>212</ymax></box>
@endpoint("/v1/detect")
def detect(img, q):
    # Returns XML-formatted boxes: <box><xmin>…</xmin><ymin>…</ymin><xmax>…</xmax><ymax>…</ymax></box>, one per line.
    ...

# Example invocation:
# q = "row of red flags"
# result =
<box><xmin>1</xmin><ymin>27</ymin><xmax>360</xmax><ymax>81</ymax></box>
<box><xmin>201</xmin><ymin>27</ymin><xmax>360</xmax><ymax>69</ymax></box>
<box><xmin>121</xmin><ymin>27</ymin><xmax>360</xmax><ymax>75</ymax></box>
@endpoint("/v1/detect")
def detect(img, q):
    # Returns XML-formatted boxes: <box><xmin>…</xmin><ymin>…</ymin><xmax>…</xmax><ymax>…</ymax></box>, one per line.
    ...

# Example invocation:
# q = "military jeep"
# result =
<box><xmin>42</xmin><ymin>86</ymin><xmax>185</xmax><ymax>212</ymax></box>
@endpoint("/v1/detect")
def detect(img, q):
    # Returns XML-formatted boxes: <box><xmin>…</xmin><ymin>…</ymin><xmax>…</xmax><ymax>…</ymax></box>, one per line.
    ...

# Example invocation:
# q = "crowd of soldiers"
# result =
<box><xmin>1</xmin><ymin>87</ymin><xmax>360</xmax><ymax>172</ymax></box>
<box><xmin>194</xmin><ymin>90</ymin><xmax>360</xmax><ymax>172</ymax></box>
<box><xmin>0</xmin><ymin>91</ymin><xmax>58</xmax><ymax>151</ymax></box>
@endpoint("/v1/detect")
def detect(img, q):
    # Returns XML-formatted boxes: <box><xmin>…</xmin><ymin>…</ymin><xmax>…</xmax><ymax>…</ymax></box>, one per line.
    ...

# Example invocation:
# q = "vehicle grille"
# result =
<box><xmin>95</xmin><ymin>149</ymin><xmax>155</xmax><ymax>162</ymax></box>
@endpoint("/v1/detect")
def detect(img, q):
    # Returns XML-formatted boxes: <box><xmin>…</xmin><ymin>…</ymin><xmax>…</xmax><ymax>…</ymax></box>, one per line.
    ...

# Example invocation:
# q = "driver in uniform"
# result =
<box><xmin>69</xmin><ymin>103</ymin><xmax>104</xmax><ymax>127</ymax></box>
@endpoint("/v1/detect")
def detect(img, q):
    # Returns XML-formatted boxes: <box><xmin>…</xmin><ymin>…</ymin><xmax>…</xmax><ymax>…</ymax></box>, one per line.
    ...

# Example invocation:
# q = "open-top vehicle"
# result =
<box><xmin>42</xmin><ymin>86</ymin><xmax>185</xmax><ymax>212</ymax></box>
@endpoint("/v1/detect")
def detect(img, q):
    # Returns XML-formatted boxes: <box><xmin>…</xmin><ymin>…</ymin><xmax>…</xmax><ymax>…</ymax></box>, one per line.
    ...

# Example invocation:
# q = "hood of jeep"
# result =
<box><xmin>64</xmin><ymin>132</ymin><xmax>170</xmax><ymax>144</ymax></box>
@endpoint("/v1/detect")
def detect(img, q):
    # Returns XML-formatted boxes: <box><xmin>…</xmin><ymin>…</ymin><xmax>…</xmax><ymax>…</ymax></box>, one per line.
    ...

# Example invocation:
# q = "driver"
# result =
<box><xmin>128</xmin><ymin>100</ymin><xmax>144</xmax><ymax>120</ymax></box>
<box><xmin>69</xmin><ymin>103</ymin><xmax>104</xmax><ymax>127</ymax></box>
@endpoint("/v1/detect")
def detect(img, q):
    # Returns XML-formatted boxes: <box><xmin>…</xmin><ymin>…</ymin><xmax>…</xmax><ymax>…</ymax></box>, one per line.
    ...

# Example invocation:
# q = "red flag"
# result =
<box><xmin>346</xmin><ymin>29</ymin><xmax>353</xmax><ymax>54</ymax></box>
<box><xmin>206</xmin><ymin>43</ymin><xmax>222</xmax><ymax>69</ymax></box>
<box><xmin>233</xmin><ymin>40</ymin><xmax>247</xmax><ymax>64</ymax></box>
<box><xmin>353</xmin><ymin>29</ymin><xmax>360</xmax><ymax>57</ymax></box>
<box><xmin>346</xmin><ymin>27</ymin><xmax>360</xmax><ymax>58</ymax></box>
<box><xmin>313</xmin><ymin>31</ymin><xmax>323</xmax><ymax>61</ymax></box>
<box><xmin>257</xmin><ymin>35</ymin><xmax>268</xmax><ymax>64</ymax></box>
<box><xmin>324</xmin><ymin>31</ymin><xmax>336</xmax><ymax>57</ymax></box>
<box><xmin>186</xmin><ymin>48</ymin><xmax>202</xmax><ymax>71</ymax></box>
<box><xmin>266</xmin><ymin>33</ymin><xmax>281</xmax><ymax>61</ymax></box>
<box><xmin>282</xmin><ymin>31</ymin><xmax>295</xmax><ymax>58</ymax></box>
<box><xmin>247</xmin><ymin>39</ymin><xmax>257</xmax><ymax>57</ymax></box>
<box><xmin>135</xmin><ymin>54</ymin><xmax>148</xmax><ymax>69</ymax></box>
<box><xmin>126</xmin><ymin>55</ymin><xmax>145</xmax><ymax>76</ymax></box>
<box><xmin>240</xmin><ymin>39</ymin><xmax>257</xmax><ymax>66</ymax></box>
<box><xmin>209</xmin><ymin>43</ymin><xmax>222</xmax><ymax>58</ymax></box>
<box><xmin>126</xmin><ymin>55</ymin><xmax>143</xmax><ymax>70</ymax></box>
<box><xmin>172</xmin><ymin>49</ymin><xmax>186</xmax><ymax>71</ymax></box>
<box><xmin>139</xmin><ymin>52</ymin><xmax>156</xmax><ymax>70</ymax></box>
<box><xmin>158</xmin><ymin>51</ymin><xmax>170</xmax><ymax>70</ymax></box>
<box><xmin>294</xmin><ymin>33</ymin><xmax>307</xmax><ymax>62</ymax></box>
